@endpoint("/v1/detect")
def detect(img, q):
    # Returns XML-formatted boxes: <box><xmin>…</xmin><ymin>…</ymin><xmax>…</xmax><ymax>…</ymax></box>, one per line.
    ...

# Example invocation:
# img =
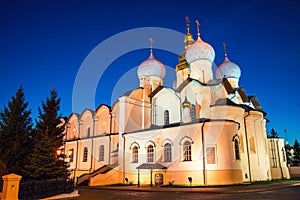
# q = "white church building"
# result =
<box><xmin>63</xmin><ymin>19</ymin><xmax>290</xmax><ymax>186</ymax></box>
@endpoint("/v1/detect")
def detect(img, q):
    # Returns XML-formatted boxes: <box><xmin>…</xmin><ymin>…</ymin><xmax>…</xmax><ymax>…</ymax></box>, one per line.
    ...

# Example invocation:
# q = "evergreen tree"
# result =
<box><xmin>285</xmin><ymin>143</ymin><xmax>293</xmax><ymax>165</ymax></box>
<box><xmin>293</xmin><ymin>139</ymin><xmax>300</xmax><ymax>166</ymax></box>
<box><xmin>25</xmin><ymin>89</ymin><xmax>69</xmax><ymax>180</ymax></box>
<box><xmin>0</xmin><ymin>86</ymin><xmax>33</xmax><ymax>176</ymax></box>
<box><xmin>25</xmin><ymin>129</ymin><xmax>58</xmax><ymax>180</ymax></box>
<box><xmin>267</xmin><ymin>128</ymin><xmax>279</xmax><ymax>138</ymax></box>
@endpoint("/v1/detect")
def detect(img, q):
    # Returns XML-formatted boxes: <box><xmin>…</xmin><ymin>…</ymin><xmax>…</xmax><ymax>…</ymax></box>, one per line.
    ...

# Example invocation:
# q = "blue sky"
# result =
<box><xmin>0</xmin><ymin>0</ymin><xmax>299</xmax><ymax>143</ymax></box>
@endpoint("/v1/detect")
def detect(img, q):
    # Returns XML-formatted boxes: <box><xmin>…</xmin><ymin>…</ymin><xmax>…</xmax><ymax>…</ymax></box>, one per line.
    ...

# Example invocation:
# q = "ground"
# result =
<box><xmin>76</xmin><ymin>180</ymin><xmax>300</xmax><ymax>200</ymax></box>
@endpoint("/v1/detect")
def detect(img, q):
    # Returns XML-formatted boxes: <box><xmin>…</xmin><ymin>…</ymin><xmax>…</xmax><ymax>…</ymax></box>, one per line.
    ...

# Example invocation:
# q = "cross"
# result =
<box><xmin>185</xmin><ymin>16</ymin><xmax>191</xmax><ymax>31</ymax></box>
<box><xmin>149</xmin><ymin>38</ymin><xmax>153</xmax><ymax>53</ymax></box>
<box><xmin>223</xmin><ymin>42</ymin><xmax>227</xmax><ymax>57</ymax></box>
<box><xmin>195</xmin><ymin>20</ymin><xmax>200</xmax><ymax>37</ymax></box>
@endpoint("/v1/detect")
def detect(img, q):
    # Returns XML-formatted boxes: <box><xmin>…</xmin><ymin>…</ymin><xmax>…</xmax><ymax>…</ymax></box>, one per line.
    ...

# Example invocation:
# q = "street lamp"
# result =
<box><xmin>56</xmin><ymin>148</ymin><xmax>62</xmax><ymax>156</ymax></box>
<box><xmin>188</xmin><ymin>177</ymin><xmax>192</xmax><ymax>187</ymax></box>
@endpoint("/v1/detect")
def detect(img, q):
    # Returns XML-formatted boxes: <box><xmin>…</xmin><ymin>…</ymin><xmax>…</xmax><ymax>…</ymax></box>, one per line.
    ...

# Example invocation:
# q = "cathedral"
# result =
<box><xmin>63</xmin><ymin>19</ymin><xmax>290</xmax><ymax>186</ymax></box>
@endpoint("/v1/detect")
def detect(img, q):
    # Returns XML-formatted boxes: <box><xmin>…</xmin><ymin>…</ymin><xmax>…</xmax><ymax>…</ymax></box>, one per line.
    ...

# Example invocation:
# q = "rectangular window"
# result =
<box><xmin>282</xmin><ymin>148</ymin><xmax>286</xmax><ymax>162</ymax></box>
<box><xmin>206</xmin><ymin>146</ymin><xmax>216</xmax><ymax>164</ymax></box>
<box><xmin>147</xmin><ymin>145</ymin><xmax>154</xmax><ymax>162</ymax></box>
<box><xmin>270</xmin><ymin>140</ymin><xmax>277</xmax><ymax>167</ymax></box>
<box><xmin>69</xmin><ymin>149</ymin><xmax>74</xmax><ymax>163</ymax></box>
<box><xmin>132</xmin><ymin>147</ymin><xmax>138</xmax><ymax>163</ymax></box>
<box><xmin>164</xmin><ymin>143</ymin><xmax>172</xmax><ymax>162</ymax></box>
<box><xmin>152</xmin><ymin>98</ymin><xmax>157</xmax><ymax>125</ymax></box>
<box><xmin>83</xmin><ymin>147</ymin><xmax>88</xmax><ymax>162</ymax></box>
<box><xmin>99</xmin><ymin>145</ymin><xmax>104</xmax><ymax>161</ymax></box>
<box><xmin>183</xmin><ymin>141</ymin><xmax>191</xmax><ymax>161</ymax></box>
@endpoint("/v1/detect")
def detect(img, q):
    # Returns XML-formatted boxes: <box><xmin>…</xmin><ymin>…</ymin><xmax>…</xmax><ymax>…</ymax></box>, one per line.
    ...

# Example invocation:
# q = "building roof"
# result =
<box><xmin>238</xmin><ymin>87</ymin><xmax>249</xmax><ymax>102</ymax></box>
<box><xmin>136</xmin><ymin>163</ymin><xmax>167</xmax><ymax>169</ymax></box>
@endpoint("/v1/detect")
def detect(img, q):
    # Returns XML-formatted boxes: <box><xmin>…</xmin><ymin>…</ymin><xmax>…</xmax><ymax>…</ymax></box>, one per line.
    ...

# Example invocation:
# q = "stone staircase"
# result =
<box><xmin>77</xmin><ymin>163</ymin><xmax>118</xmax><ymax>186</ymax></box>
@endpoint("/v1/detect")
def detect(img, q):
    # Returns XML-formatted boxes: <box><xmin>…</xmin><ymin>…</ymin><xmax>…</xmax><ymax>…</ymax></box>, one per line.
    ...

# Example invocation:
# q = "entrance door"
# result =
<box><xmin>155</xmin><ymin>173</ymin><xmax>163</xmax><ymax>186</ymax></box>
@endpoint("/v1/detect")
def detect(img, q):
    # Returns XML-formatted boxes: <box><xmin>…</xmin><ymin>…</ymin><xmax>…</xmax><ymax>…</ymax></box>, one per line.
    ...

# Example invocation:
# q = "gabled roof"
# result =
<box><xmin>237</xmin><ymin>87</ymin><xmax>249</xmax><ymax>102</ymax></box>
<box><xmin>176</xmin><ymin>77</ymin><xmax>207</xmax><ymax>93</ymax></box>
<box><xmin>176</xmin><ymin>77</ymin><xmax>235</xmax><ymax>94</ymax></box>
<box><xmin>222</xmin><ymin>78</ymin><xmax>235</xmax><ymax>94</ymax></box>
<box><xmin>249</xmin><ymin>96</ymin><xmax>262</xmax><ymax>111</ymax></box>
<box><xmin>214</xmin><ymin>98</ymin><xmax>237</xmax><ymax>106</ymax></box>
<box><xmin>148</xmin><ymin>85</ymin><xmax>164</xmax><ymax>99</ymax></box>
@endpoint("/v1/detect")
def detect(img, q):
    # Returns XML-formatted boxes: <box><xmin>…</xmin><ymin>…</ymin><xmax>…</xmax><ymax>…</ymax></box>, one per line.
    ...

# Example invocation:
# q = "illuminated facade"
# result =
<box><xmin>63</xmin><ymin>19</ymin><xmax>290</xmax><ymax>186</ymax></box>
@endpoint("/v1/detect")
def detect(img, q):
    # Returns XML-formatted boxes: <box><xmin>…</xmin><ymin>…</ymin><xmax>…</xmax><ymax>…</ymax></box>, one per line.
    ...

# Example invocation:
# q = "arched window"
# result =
<box><xmin>99</xmin><ymin>145</ymin><xmax>104</xmax><ymax>161</ymax></box>
<box><xmin>147</xmin><ymin>145</ymin><xmax>154</xmax><ymax>162</ymax></box>
<box><xmin>183</xmin><ymin>141</ymin><xmax>191</xmax><ymax>161</ymax></box>
<box><xmin>234</xmin><ymin>138</ymin><xmax>240</xmax><ymax>160</ymax></box>
<box><xmin>132</xmin><ymin>146</ymin><xmax>138</xmax><ymax>163</ymax></box>
<box><xmin>83</xmin><ymin>147</ymin><xmax>88</xmax><ymax>162</ymax></box>
<box><xmin>164</xmin><ymin>110</ymin><xmax>169</xmax><ymax>125</ymax></box>
<box><xmin>190</xmin><ymin>104</ymin><xmax>196</xmax><ymax>121</ymax></box>
<box><xmin>164</xmin><ymin>143</ymin><xmax>172</xmax><ymax>162</ymax></box>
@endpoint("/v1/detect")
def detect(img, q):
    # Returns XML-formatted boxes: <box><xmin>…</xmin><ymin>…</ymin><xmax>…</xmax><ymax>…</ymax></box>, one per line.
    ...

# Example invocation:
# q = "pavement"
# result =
<box><xmin>40</xmin><ymin>190</ymin><xmax>80</xmax><ymax>200</ymax></box>
<box><xmin>78</xmin><ymin>180</ymin><xmax>300</xmax><ymax>194</ymax></box>
<box><xmin>42</xmin><ymin>180</ymin><xmax>300</xmax><ymax>199</ymax></box>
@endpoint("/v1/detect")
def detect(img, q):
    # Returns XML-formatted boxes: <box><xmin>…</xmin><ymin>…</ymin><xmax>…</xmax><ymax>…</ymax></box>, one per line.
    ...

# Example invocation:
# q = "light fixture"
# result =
<box><xmin>56</xmin><ymin>148</ymin><xmax>62</xmax><ymax>156</ymax></box>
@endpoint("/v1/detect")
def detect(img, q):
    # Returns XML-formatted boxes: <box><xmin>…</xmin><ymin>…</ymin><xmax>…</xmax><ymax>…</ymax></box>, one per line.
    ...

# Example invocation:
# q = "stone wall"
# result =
<box><xmin>289</xmin><ymin>166</ymin><xmax>300</xmax><ymax>178</ymax></box>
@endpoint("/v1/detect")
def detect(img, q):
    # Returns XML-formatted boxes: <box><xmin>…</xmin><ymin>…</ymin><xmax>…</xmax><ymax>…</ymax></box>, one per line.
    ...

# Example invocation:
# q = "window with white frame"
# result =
<box><xmin>183</xmin><ymin>141</ymin><xmax>192</xmax><ymax>161</ymax></box>
<box><xmin>164</xmin><ymin>143</ymin><xmax>172</xmax><ymax>162</ymax></box>
<box><xmin>99</xmin><ymin>145</ymin><xmax>104</xmax><ymax>161</ymax></box>
<box><xmin>132</xmin><ymin>146</ymin><xmax>138</xmax><ymax>163</ymax></box>
<box><xmin>147</xmin><ymin>145</ymin><xmax>154</xmax><ymax>162</ymax></box>
<box><xmin>83</xmin><ymin>147</ymin><xmax>88</xmax><ymax>162</ymax></box>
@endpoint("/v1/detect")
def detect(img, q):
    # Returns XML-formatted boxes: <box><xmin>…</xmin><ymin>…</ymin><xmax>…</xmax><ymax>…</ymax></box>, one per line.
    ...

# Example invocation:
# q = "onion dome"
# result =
<box><xmin>216</xmin><ymin>43</ymin><xmax>241</xmax><ymax>79</ymax></box>
<box><xmin>137</xmin><ymin>52</ymin><xmax>166</xmax><ymax>78</ymax></box>
<box><xmin>137</xmin><ymin>38</ymin><xmax>166</xmax><ymax>78</ymax></box>
<box><xmin>216</xmin><ymin>57</ymin><xmax>241</xmax><ymax>79</ymax></box>
<box><xmin>182</xmin><ymin>96</ymin><xmax>191</xmax><ymax>108</ymax></box>
<box><xmin>185</xmin><ymin>20</ymin><xmax>215</xmax><ymax>63</ymax></box>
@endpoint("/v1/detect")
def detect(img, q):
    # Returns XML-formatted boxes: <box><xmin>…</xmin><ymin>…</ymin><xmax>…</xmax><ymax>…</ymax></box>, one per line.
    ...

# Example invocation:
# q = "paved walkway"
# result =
<box><xmin>43</xmin><ymin>180</ymin><xmax>300</xmax><ymax>199</ymax></box>
<box><xmin>78</xmin><ymin>180</ymin><xmax>300</xmax><ymax>194</ymax></box>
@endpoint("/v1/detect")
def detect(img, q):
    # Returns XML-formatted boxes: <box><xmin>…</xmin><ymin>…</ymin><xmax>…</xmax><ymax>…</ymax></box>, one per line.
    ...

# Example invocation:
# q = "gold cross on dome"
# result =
<box><xmin>185</xmin><ymin>16</ymin><xmax>191</xmax><ymax>33</ymax></box>
<box><xmin>223</xmin><ymin>42</ymin><xmax>228</xmax><ymax>57</ymax></box>
<box><xmin>149</xmin><ymin>38</ymin><xmax>153</xmax><ymax>53</ymax></box>
<box><xmin>195</xmin><ymin>20</ymin><xmax>200</xmax><ymax>38</ymax></box>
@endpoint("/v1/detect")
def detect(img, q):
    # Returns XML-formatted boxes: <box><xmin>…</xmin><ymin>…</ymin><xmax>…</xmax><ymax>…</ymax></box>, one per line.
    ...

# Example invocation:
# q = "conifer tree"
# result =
<box><xmin>267</xmin><ymin>128</ymin><xmax>279</xmax><ymax>138</ymax></box>
<box><xmin>25</xmin><ymin>129</ymin><xmax>58</xmax><ymax>180</ymax></box>
<box><xmin>0</xmin><ymin>86</ymin><xmax>32</xmax><ymax>176</ymax></box>
<box><xmin>26</xmin><ymin>89</ymin><xmax>69</xmax><ymax>180</ymax></box>
<box><xmin>293</xmin><ymin>139</ymin><xmax>300</xmax><ymax>166</ymax></box>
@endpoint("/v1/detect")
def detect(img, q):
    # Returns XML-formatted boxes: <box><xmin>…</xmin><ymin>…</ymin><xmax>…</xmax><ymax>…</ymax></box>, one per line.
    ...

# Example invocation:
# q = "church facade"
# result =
<box><xmin>63</xmin><ymin>20</ymin><xmax>290</xmax><ymax>186</ymax></box>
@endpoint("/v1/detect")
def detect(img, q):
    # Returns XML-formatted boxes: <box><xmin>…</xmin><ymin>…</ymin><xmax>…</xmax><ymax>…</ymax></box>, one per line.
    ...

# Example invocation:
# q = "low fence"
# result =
<box><xmin>18</xmin><ymin>178</ymin><xmax>74</xmax><ymax>200</ymax></box>
<box><xmin>289</xmin><ymin>166</ymin><xmax>300</xmax><ymax>178</ymax></box>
